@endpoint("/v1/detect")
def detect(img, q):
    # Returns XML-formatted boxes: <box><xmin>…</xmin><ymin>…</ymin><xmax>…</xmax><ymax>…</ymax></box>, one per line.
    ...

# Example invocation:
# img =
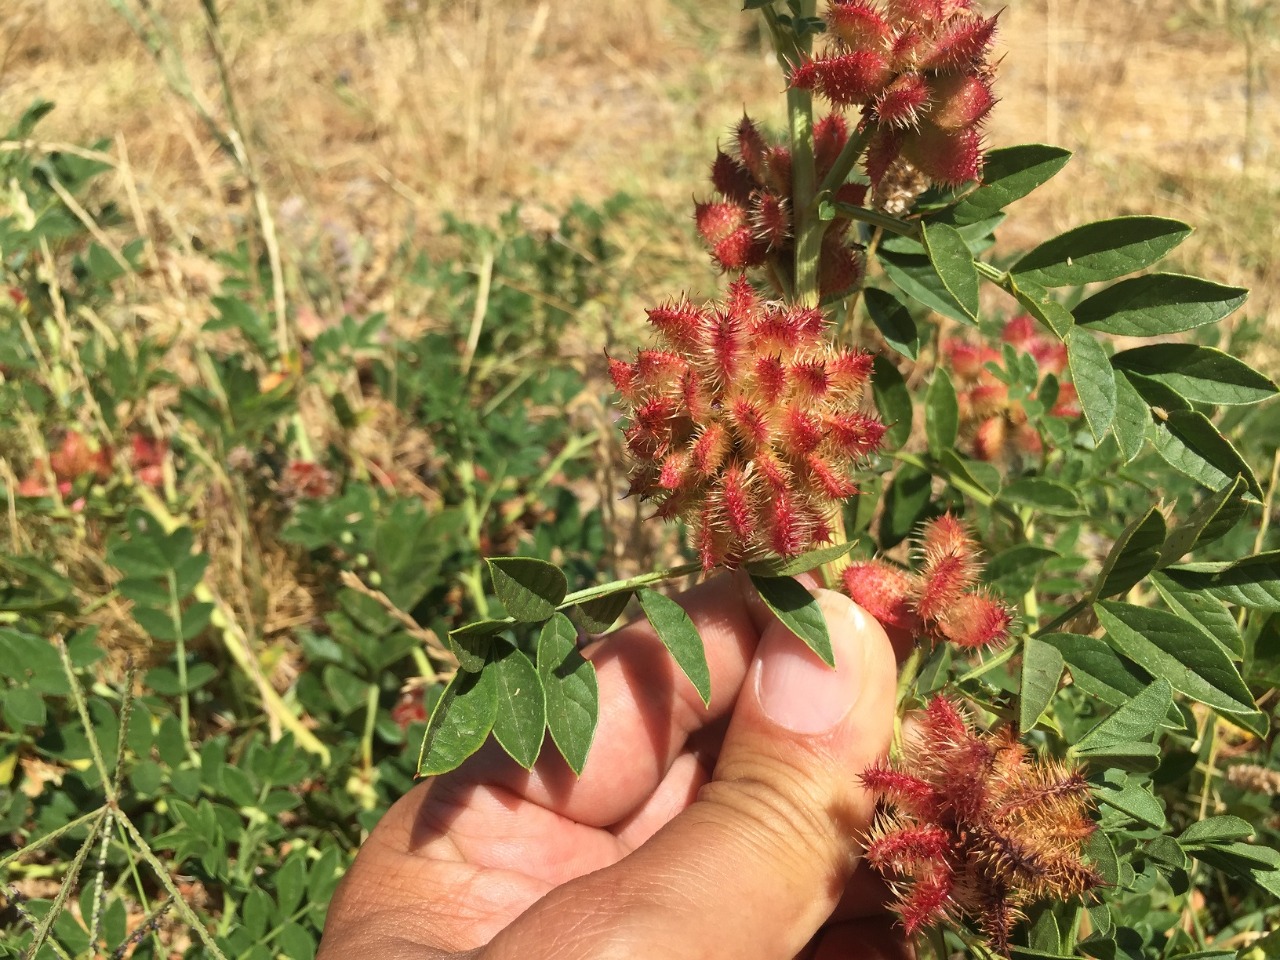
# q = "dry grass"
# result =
<box><xmin>1</xmin><ymin>0</ymin><xmax>1277</xmax><ymax>327</ymax></box>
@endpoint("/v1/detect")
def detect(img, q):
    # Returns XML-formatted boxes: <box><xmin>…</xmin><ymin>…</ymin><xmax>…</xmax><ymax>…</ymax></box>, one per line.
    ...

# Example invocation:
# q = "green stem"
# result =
<box><xmin>1033</xmin><ymin>598</ymin><xmax>1090</xmax><ymax>637</ymax></box>
<box><xmin>23</xmin><ymin>808</ymin><xmax>109</xmax><ymax>958</ymax></box>
<box><xmin>454</xmin><ymin>561</ymin><xmax>706</xmax><ymax>636</ymax></box>
<box><xmin>57</xmin><ymin>639</ymin><xmax>116</xmax><ymax>801</ymax></box>
<box><xmin>117</xmin><ymin>813</ymin><xmax>232</xmax><ymax>960</ymax></box>
<box><xmin>816</xmin><ymin>123</ymin><xmax>876</xmax><ymax>199</ymax></box>
<box><xmin>954</xmin><ymin>640</ymin><xmax>1020</xmax><ymax>685</ymax></box>
<box><xmin>167</xmin><ymin>569</ymin><xmax>196</xmax><ymax>760</ymax></box>
<box><xmin>762</xmin><ymin>2</ymin><xmax>819</xmax><ymax>306</ymax></box>
<box><xmin>832</xmin><ymin>200</ymin><xmax>919</xmax><ymax>238</ymax></box>
<box><xmin>975</xmin><ymin>259</ymin><xmax>1010</xmax><ymax>285</ymax></box>
<box><xmin>0</xmin><ymin>806</ymin><xmax>106</xmax><ymax>871</ymax></box>
<box><xmin>891</xmin><ymin>644</ymin><xmax>926</xmax><ymax>760</ymax></box>
<box><xmin>789</xmin><ymin>84</ymin><xmax>819</xmax><ymax>305</ymax></box>
<box><xmin>560</xmin><ymin>561</ymin><xmax>703</xmax><ymax>607</ymax></box>
<box><xmin>361</xmin><ymin>683</ymin><xmax>379</xmax><ymax>776</ymax></box>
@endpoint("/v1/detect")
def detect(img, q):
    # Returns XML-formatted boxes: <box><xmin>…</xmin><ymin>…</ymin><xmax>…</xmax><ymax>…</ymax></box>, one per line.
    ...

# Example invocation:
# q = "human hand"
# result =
<box><xmin>318</xmin><ymin>573</ymin><xmax>908</xmax><ymax>960</ymax></box>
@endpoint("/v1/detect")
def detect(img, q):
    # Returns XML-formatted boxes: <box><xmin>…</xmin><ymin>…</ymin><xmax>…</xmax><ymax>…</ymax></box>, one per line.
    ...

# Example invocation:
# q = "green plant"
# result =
<box><xmin>411</xmin><ymin>1</ymin><xmax>1280</xmax><ymax>957</ymax></box>
<box><xmin>3</xmin><ymin>0</ymin><xmax>1280</xmax><ymax>957</ymax></box>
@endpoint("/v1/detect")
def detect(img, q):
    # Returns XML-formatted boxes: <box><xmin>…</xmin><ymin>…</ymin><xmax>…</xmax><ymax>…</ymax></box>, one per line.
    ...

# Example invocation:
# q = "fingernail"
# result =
<box><xmin>754</xmin><ymin>591</ymin><xmax>868</xmax><ymax>734</ymax></box>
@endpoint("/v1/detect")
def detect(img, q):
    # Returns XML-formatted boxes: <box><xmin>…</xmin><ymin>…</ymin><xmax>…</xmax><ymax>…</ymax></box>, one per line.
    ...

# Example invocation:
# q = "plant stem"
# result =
<box><xmin>891</xmin><ymin>644</ymin><xmax>925</xmax><ymax>759</ymax></box>
<box><xmin>0</xmin><ymin>807</ymin><xmax>106</xmax><ymax>871</ymax></box>
<box><xmin>816</xmin><ymin>122</ymin><xmax>876</xmax><ymax>198</ymax></box>
<box><xmin>762</xmin><ymin>2</ymin><xmax>820</xmax><ymax>306</ymax></box>
<box><xmin>116</xmin><ymin>814</ymin><xmax>232</xmax><ymax>960</ymax></box>
<box><xmin>22</xmin><ymin>810</ymin><xmax>107</xmax><ymax>960</ymax></box>
<box><xmin>560</xmin><ymin>561</ymin><xmax>703</xmax><ymax>607</ymax></box>
<box><xmin>361</xmin><ymin>683</ymin><xmax>379</xmax><ymax>777</ymax></box>
<box><xmin>1033</xmin><ymin>598</ymin><xmax>1089</xmax><ymax>637</ymax></box>
<box><xmin>833</xmin><ymin>200</ymin><xmax>919</xmax><ymax>238</ymax></box>
<box><xmin>57</xmin><ymin>638</ymin><xmax>116</xmax><ymax>799</ymax></box>
<box><xmin>954</xmin><ymin>640</ymin><xmax>1019</xmax><ymax>685</ymax></box>
<box><xmin>167</xmin><ymin>569</ymin><xmax>196</xmax><ymax>760</ymax></box>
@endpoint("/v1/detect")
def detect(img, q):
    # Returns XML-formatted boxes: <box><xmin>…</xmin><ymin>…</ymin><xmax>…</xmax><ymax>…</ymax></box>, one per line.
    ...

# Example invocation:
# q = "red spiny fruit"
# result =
<box><xmin>49</xmin><ymin>431</ymin><xmax>113</xmax><ymax>485</ymax></box>
<box><xmin>792</xmin><ymin>0</ymin><xmax>999</xmax><ymax>192</ymax></box>
<box><xmin>829</xmin><ymin>1</ymin><xmax>892</xmax><ymax>48</ymax></box>
<box><xmin>930</xmin><ymin>71</ymin><xmax>996</xmax><ymax>130</ymax></box>
<box><xmin>841</xmin><ymin>559</ymin><xmax>922</xmax><ymax>634</ymax></box>
<box><xmin>947</xmin><ymin>314</ymin><xmax>1082</xmax><ymax>462</ymax></box>
<box><xmin>843</xmin><ymin>513</ymin><xmax>1012</xmax><ymax>650</ymax></box>
<box><xmin>735</xmin><ymin>115</ymin><xmax>771</xmax><ymax>181</ymax></box>
<box><xmin>934</xmin><ymin>591</ymin><xmax>1014</xmax><ymax>648</ymax></box>
<box><xmin>902</xmin><ymin>124</ymin><xmax>984</xmax><ymax>186</ymax></box>
<box><xmin>711</xmin><ymin>151</ymin><xmax>756</xmax><ymax>203</ymax></box>
<box><xmin>751</xmin><ymin>192</ymin><xmax>792</xmax><ymax>249</ymax></box>
<box><xmin>813</xmin><ymin>114</ymin><xmax>851</xmax><ymax>173</ymax></box>
<box><xmin>613</xmin><ymin>278</ymin><xmax>883</xmax><ymax>570</ymax></box>
<box><xmin>875</xmin><ymin>73</ymin><xmax>932</xmax><ymax>128</ymax></box>
<box><xmin>861</xmin><ymin>697</ymin><xmax>1102</xmax><ymax>955</ymax></box>
<box><xmin>130</xmin><ymin>433</ymin><xmax>168</xmax><ymax>489</ymax></box>
<box><xmin>791</xmin><ymin>50</ymin><xmax>894</xmax><ymax>106</ymax></box>
<box><xmin>281</xmin><ymin>461</ymin><xmax>336</xmax><ymax>500</ymax></box>
<box><xmin>696</xmin><ymin>115</ymin><xmax>868</xmax><ymax>298</ymax></box>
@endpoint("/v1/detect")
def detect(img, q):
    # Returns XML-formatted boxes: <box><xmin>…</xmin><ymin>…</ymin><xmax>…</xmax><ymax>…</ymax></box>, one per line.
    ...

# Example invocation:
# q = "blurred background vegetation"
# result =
<box><xmin>0</xmin><ymin>0</ymin><xmax>1277</xmax><ymax>956</ymax></box>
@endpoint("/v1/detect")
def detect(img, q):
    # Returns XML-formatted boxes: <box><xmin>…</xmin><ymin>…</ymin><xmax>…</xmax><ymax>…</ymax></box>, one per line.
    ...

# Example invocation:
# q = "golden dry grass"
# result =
<box><xmin>1</xmin><ymin>0</ymin><xmax>1277</xmax><ymax>327</ymax></box>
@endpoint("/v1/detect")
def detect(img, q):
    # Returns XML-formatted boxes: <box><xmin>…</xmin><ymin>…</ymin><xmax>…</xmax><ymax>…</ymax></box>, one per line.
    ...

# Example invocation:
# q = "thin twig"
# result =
<box><xmin>338</xmin><ymin>570</ymin><xmax>456</xmax><ymax>679</ymax></box>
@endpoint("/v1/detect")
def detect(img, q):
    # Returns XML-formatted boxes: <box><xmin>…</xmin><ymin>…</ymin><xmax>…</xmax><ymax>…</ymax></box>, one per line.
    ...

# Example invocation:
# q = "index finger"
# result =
<box><xmin>444</xmin><ymin>570</ymin><xmax>785</xmax><ymax>828</ymax></box>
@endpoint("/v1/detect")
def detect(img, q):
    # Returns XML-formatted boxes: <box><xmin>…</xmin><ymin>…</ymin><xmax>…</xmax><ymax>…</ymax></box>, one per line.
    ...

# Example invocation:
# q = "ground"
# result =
<box><xmin>2</xmin><ymin>0</ymin><xmax>1277</xmax><ymax>336</ymax></box>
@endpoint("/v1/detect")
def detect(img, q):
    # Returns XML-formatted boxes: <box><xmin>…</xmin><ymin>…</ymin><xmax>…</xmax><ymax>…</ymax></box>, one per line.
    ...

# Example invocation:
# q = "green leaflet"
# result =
<box><xmin>1000</xmin><ymin>477</ymin><xmax>1084</xmax><ymax>517</ymax></box>
<box><xmin>749</xmin><ymin>575</ymin><xmax>835</xmax><ymax>667</ymax></box>
<box><xmin>417</xmin><ymin>666</ymin><xmax>499</xmax><ymax>777</ymax></box>
<box><xmin>1151</xmin><ymin>572</ymin><xmax>1243</xmax><ymax>660</ymax></box>
<box><xmin>487</xmin><ymin>557</ymin><xmax>567</xmax><ymax>622</ymax></box>
<box><xmin>878</xmin><ymin>248</ymin><xmax>973</xmax><ymax>324</ymax></box>
<box><xmin>1111</xmin><ymin>344</ymin><xmax>1277</xmax><ymax>406</ymax></box>
<box><xmin>1012</xmin><ymin>216</ymin><xmax>1192</xmax><ymax>288</ymax></box>
<box><xmin>1074</xmin><ymin>273</ymin><xmax>1248</xmax><ymax>336</ymax></box>
<box><xmin>922</xmin><ymin>221</ymin><xmax>980</xmax><ymax>320</ymax></box>
<box><xmin>949</xmin><ymin>144</ymin><xmax>1072</xmax><ymax>225</ymax></box>
<box><xmin>1092</xmin><ymin>506</ymin><xmax>1166</xmax><ymax>601</ymax></box>
<box><xmin>1148</xmin><ymin>410</ymin><xmax>1261</xmax><ymax>500</ymax></box>
<box><xmin>872</xmin><ymin>354</ymin><xmax>913</xmax><ymax>449</ymax></box>
<box><xmin>1072</xmin><ymin>678</ymin><xmax>1173</xmax><ymax>757</ymax></box>
<box><xmin>1094</xmin><ymin>601</ymin><xmax>1256</xmax><ymax>718</ymax></box>
<box><xmin>746</xmin><ymin>540</ymin><xmax>858</xmax><ymax>578</ymax></box>
<box><xmin>636</xmin><ymin>587</ymin><xmax>712</xmax><ymax>706</ymax></box>
<box><xmin>863</xmin><ymin>287</ymin><xmax>920</xmax><ymax>360</ymax></box>
<box><xmin>1156</xmin><ymin>476</ymin><xmax>1248</xmax><ymax>566</ymax></box>
<box><xmin>1110</xmin><ymin>371</ymin><xmax>1150</xmax><ymax>464</ymax></box>
<box><xmin>925</xmin><ymin>368</ymin><xmax>959</xmax><ymax>458</ymax></box>
<box><xmin>1066</xmin><ymin>327</ymin><xmax>1115</xmax><ymax>441</ymax></box>
<box><xmin>537</xmin><ymin>614</ymin><xmax>599</xmax><ymax>776</ymax></box>
<box><xmin>490</xmin><ymin>645</ymin><xmax>547</xmax><ymax>769</ymax></box>
<box><xmin>1092</xmin><ymin>769</ymin><xmax>1167</xmax><ymax>829</ymax></box>
<box><xmin>1019</xmin><ymin>637</ymin><xmax>1064</xmax><ymax>732</ymax></box>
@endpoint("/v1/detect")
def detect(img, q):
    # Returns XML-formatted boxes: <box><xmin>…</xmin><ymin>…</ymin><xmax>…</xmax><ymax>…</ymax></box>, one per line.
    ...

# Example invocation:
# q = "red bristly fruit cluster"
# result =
<box><xmin>946</xmin><ymin>314</ymin><xmax>1082</xmax><ymax>462</ymax></box>
<box><xmin>16</xmin><ymin>430</ymin><xmax>168</xmax><ymax>499</ymax></box>
<box><xmin>697</xmin><ymin>115</ymin><xmax>868</xmax><ymax>299</ymax></box>
<box><xmin>610</xmin><ymin>276</ymin><xmax>885</xmax><ymax>570</ymax></box>
<box><xmin>842</xmin><ymin>513</ymin><xmax>1012</xmax><ymax>649</ymax></box>
<box><xmin>790</xmin><ymin>0</ymin><xmax>998</xmax><ymax>188</ymax></box>
<box><xmin>862</xmin><ymin>696</ymin><xmax>1103</xmax><ymax>954</ymax></box>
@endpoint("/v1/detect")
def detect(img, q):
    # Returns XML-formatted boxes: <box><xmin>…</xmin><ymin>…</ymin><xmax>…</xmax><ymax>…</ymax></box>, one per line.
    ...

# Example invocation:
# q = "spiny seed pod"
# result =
<box><xmin>842</xmin><ymin>513</ymin><xmax>1012</xmax><ymax>649</ymax></box>
<box><xmin>697</xmin><ymin>114</ymin><xmax>868</xmax><ymax>300</ymax></box>
<box><xmin>861</xmin><ymin>696</ymin><xmax>1102</xmax><ymax>954</ymax></box>
<box><xmin>612</xmin><ymin>277</ymin><xmax>885</xmax><ymax>570</ymax></box>
<box><xmin>944</xmin><ymin>314</ymin><xmax>1081</xmax><ymax>462</ymax></box>
<box><xmin>791</xmin><ymin>0</ymin><xmax>999</xmax><ymax>189</ymax></box>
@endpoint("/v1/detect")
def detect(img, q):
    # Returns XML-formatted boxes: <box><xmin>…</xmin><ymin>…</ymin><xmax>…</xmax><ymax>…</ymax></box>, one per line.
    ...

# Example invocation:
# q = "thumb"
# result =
<box><xmin>484</xmin><ymin>588</ymin><xmax>899</xmax><ymax>960</ymax></box>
